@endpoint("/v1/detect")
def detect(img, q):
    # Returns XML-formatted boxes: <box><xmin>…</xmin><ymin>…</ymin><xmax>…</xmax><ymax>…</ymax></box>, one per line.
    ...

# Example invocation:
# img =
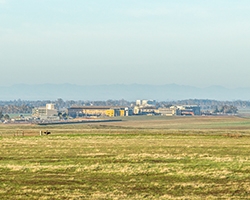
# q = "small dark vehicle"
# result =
<box><xmin>44</xmin><ymin>131</ymin><xmax>51</xmax><ymax>135</ymax></box>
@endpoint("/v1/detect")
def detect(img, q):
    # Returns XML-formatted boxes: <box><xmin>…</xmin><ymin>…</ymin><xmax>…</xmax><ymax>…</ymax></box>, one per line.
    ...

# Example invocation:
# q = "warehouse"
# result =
<box><xmin>67</xmin><ymin>106</ymin><xmax>131</xmax><ymax>118</ymax></box>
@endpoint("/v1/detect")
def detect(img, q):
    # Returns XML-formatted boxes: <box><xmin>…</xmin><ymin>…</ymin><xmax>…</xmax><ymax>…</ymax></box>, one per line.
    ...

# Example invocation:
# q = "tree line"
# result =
<box><xmin>160</xmin><ymin>99</ymin><xmax>250</xmax><ymax>110</ymax></box>
<box><xmin>0</xmin><ymin>112</ymin><xmax>10</xmax><ymax>121</ymax></box>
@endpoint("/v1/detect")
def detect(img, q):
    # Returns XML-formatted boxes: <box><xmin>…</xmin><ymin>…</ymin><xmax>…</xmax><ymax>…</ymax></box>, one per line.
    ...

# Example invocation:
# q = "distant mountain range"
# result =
<box><xmin>0</xmin><ymin>83</ymin><xmax>249</xmax><ymax>101</ymax></box>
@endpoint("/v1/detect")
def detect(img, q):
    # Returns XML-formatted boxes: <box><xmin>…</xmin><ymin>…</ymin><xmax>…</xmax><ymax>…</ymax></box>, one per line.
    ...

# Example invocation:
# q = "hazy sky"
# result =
<box><xmin>1</xmin><ymin>0</ymin><xmax>250</xmax><ymax>88</ymax></box>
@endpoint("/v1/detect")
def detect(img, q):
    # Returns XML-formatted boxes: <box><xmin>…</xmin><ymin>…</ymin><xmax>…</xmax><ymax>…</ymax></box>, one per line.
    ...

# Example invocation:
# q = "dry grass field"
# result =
<box><xmin>1</xmin><ymin>115</ymin><xmax>250</xmax><ymax>199</ymax></box>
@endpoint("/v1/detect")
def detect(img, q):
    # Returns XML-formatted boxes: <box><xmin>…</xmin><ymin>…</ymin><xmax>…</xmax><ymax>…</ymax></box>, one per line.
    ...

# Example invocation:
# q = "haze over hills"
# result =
<box><xmin>0</xmin><ymin>84</ymin><xmax>249</xmax><ymax>101</ymax></box>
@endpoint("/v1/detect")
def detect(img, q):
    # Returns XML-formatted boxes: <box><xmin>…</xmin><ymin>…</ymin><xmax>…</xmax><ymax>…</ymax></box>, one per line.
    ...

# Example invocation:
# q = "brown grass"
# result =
<box><xmin>0</xmin><ymin>115</ymin><xmax>250</xmax><ymax>199</ymax></box>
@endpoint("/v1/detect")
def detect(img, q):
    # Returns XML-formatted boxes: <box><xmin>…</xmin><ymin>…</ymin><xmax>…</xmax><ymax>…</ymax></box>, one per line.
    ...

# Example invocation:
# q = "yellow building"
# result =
<box><xmin>105</xmin><ymin>110</ymin><xmax>115</xmax><ymax>117</ymax></box>
<box><xmin>67</xmin><ymin>106</ymin><xmax>128</xmax><ymax>118</ymax></box>
<box><xmin>120</xmin><ymin>110</ymin><xmax>125</xmax><ymax>117</ymax></box>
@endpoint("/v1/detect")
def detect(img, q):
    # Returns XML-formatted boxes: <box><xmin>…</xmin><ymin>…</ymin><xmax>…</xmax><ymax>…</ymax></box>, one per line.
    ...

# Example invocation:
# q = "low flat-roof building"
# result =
<box><xmin>155</xmin><ymin>105</ymin><xmax>201</xmax><ymax>116</ymax></box>
<box><xmin>67</xmin><ymin>106</ymin><xmax>131</xmax><ymax>118</ymax></box>
<box><xmin>176</xmin><ymin>105</ymin><xmax>201</xmax><ymax>115</ymax></box>
<box><xmin>155</xmin><ymin>108</ymin><xmax>176</xmax><ymax>116</ymax></box>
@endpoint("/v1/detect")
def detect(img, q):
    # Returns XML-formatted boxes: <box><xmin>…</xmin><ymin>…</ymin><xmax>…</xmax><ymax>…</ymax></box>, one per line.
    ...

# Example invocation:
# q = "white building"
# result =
<box><xmin>32</xmin><ymin>104</ymin><xmax>59</xmax><ymax>120</ymax></box>
<box><xmin>136</xmin><ymin>99</ymin><xmax>156</xmax><ymax>107</ymax></box>
<box><xmin>134</xmin><ymin>99</ymin><xmax>157</xmax><ymax>115</ymax></box>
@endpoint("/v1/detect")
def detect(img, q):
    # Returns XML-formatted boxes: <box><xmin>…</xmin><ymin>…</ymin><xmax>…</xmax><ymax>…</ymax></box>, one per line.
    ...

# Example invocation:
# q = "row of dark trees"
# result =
<box><xmin>0</xmin><ymin>104</ymin><xmax>32</xmax><ymax>114</ymax></box>
<box><xmin>0</xmin><ymin>112</ymin><xmax>10</xmax><ymax>120</ymax></box>
<box><xmin>212</xmin><ymin>105</ymin><xmax>238</xmax><ymax>114</ymax></box>
<box><xmin>160</xmin><ymin>99</ymin><xmax>250</xmax><ymax>111</ymax></box>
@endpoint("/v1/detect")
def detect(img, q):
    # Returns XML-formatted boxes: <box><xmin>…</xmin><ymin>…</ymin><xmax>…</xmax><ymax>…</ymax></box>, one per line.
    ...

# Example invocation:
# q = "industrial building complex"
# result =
<box><xmin>32</xmin><ymin>100</ymin><xmax>201</xmax><ymax>120</ymax></box>
<box><xmin>134</xmin><ymin>100</ymin><xmax>201</xmax><ymax>116</ymax></box>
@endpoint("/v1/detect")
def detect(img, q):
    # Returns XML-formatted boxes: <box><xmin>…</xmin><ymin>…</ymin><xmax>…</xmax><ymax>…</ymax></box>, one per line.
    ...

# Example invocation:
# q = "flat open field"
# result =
<box><xmin>1</xmin><ymin>116</ymin><xmax>250</xmax><ymax>199</ymax></box>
